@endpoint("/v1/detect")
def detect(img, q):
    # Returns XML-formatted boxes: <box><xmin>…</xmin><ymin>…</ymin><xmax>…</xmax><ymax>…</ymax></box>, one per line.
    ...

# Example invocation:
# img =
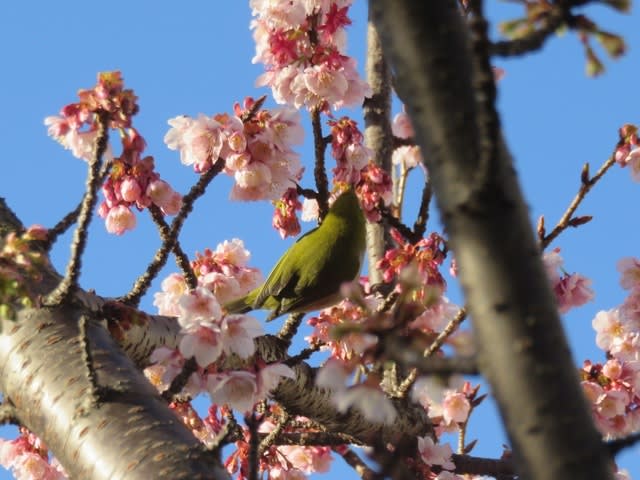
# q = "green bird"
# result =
<box><xmin>225</xmin><ymin>188</ymin><xmax>366</xmax><ymax>321</ymax></box>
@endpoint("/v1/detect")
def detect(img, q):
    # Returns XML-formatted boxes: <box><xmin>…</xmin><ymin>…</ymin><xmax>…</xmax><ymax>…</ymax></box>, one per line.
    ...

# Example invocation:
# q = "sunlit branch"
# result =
<box><xmin>258</xmin><ymin>411</ymin><xmax>289</xmax><ymax>454</ymax></box>
<box><xmin>45</xmin><ymin>111</ymin><xmax>110</xmax><ymax>306</ymax></box>
<box><xmin>277</xmin><ymin>312</ymin><xmax>305</xmax><ymax>347</ymax></box>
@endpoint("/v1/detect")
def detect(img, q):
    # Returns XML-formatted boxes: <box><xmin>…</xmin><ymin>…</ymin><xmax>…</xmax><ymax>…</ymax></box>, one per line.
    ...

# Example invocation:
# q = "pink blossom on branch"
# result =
<box><xmin>272</xmin><ymin>187</ymin><xmax>302</xmax><ymax>239</ymax></box>
<box><xmin>207</xmin><ymin>370</ymin><xmax>260</xmax><ymax>413</ymax></box>
<box><xmin>617</xmin><ymin>257</ymin><xmax>640</xmax><ymax>290</ymax></box>
<box><xmin>0</xmin><ymin>429</ymin><xmax>66</xmax><ymax>480</ymax></box>
<box><xmin>46</xmin><ymin>72</ymin><xmax>181</xmax><ymax>234</ymax></box>
<box><xmin>417</xmin><ymin>436</ymin><xmax>455</xmax><ymax>471</ymax></box>
<box><xmin>191</xmin><ymin>239</ymin><xmax>262</xmax><ymax>304</ymax></box>
<box><xmin>542</xmin><ymin>248</ymin><xmax>594</xmax><ymax>313</ymax></box>
<box><xmin>377</xmin><ymin>229</ymin><xmax>447</xmax><ymax>296</ymax></box>
<box><xmin>251</xmin><ymin>0</ymin><xmax>370</xmax><ymax>111</ymax></box>
<box><xmin>165</xmin><ymin>98</ymin><xmax>304</xmax><ymax>202</ymax></box>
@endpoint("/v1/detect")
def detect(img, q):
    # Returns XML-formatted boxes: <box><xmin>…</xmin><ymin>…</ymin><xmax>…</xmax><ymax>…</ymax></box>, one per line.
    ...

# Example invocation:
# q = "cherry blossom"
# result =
<box><xmin>251</xmin><ymin>1</ymin><xmax>370</xmax><ymax>111</ymax></box>
<box><xmin>617</xmin><ymin>257</ymin><xmax>640</xmax><ymax>289</ymax></box>
<box><xmin>273</xmin><ymin>187</ymin><xmax>302</xmax><ymax>239</ymax></box>
<box><xmin>417</xmin><ymin>436</ymin><xmax>455</xmax><ymax>471</ymax></box>
<box><xmin>191</xmin><ymin>239</ymin><xmax>262</xmax><ymax>304</ymax></box>
<box><xmin>153</xmin><ymin>273</ymin><xmax>188</xmax><ymax>316</ymax></box>
<box><xmin>442</xmin><ymin>391</ymin><xmax>471</xmax><ymax>425</ymax></box>
<box><xmin>103</xmin><ymin>204</ymin><xmax>136</xmax><ymax>235</ymax></box>
<box><xmin>543</xmin><ymin>248</ymin><xmax>594</xmax><ymax>313</ymax></box>
<box><xmin>219</xmin><ymin>314</ymin><xmax>263</xmax><ymax>358</ymax></box>
<box><xmin>378</xmin><ymin>229</ymin><xmax>447</xmax><ymax>295</ymax></box>
<box><xmin>392</xmin><ymin>108</ymin><xmax>414</xmax><ymax>139</ymax></box>
<box><xmin>0</xmin><ymin>430</ymin><xmax>66</xmax><ymax>480</ymax></box>
<box><xmin>46</xmin><ymin>72</ymin><xmax>181</xmax><ymax>234</ymax></box>
<box><xmin>333</xmin><ymin>383</ymin><xmax>397</xmax><ymax>424</ymax></box>
<box><xmin>207</xmin><ymin>370</ymin><xmax>260</xmax><ymax>413</ymax></box>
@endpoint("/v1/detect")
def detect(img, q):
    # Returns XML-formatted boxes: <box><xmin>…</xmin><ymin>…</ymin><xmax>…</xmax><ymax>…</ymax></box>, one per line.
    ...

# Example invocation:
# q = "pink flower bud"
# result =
<box><xmin>105</xmin><ymin>205</ymin><xmax>136</xmax><ymax>235</ymax></box>
<box><xmin>120</xmin><ymin>177</ymin><xmax>142</xmax><ymax>202</ymax></box>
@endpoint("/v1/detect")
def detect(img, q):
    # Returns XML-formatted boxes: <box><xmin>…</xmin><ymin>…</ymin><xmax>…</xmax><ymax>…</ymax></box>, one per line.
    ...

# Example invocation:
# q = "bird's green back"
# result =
<box><xmin>225</xmin><ymin>188</ymin><xmax>366</xmax><ymax>320</ymax></box>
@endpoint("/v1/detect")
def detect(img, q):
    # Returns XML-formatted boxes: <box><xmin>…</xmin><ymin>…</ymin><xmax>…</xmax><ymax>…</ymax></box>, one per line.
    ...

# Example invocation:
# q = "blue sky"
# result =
<box><xmin>1</xmin><ymin>1</ymin><xmax>639</xmax><ymax>478</ymax></box>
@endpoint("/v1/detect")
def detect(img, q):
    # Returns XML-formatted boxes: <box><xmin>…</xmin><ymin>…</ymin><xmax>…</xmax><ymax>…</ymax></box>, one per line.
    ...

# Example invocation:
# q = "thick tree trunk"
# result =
<box><xmin>369</xmin><ymin>2</ymin><xmax>614</xmax><ymax>479</ymax></box>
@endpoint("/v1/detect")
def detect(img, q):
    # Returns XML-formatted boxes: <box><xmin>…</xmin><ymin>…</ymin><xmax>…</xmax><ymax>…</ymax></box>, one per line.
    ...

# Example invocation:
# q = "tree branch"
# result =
<box><xmin>363</xmin><ymin>14</ymin><xmax>393</xmax><ymax>285</ymax></box>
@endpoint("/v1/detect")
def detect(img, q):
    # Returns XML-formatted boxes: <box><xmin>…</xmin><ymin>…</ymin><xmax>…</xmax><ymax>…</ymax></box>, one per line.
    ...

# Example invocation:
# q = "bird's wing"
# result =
<box><xmin>252</xmin><ymin>226</ymin><xmax>319</xmax><ymax>309</ymax></box>
<box><xmin>256</xmin><ymin>222</ymin><xmax>359</xmax><ymax>316</ymax></box>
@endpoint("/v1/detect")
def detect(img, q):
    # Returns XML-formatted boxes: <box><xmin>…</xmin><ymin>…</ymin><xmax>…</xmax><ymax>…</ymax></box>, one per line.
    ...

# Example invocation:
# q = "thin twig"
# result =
<box><xmin>79</xmin><ymin>315</ymin><xmax>101</xmax><ymax>407</ymax></box>
<box><xmin>311</xmin><ymin>108</ymin><xmax>329</xmax><ymax>219</ymax></box>
<box><xmin>392</xmin><ymin>135</ymin><xmax>415</xmax><ymax>149</ymax></box>
<box><xmin>45</xmin><ymin>111</ymin><xmax>110</xmax><ymax>306</ymax></box>
<box><xmin>335</xmin><ymin>447</ymin><xmax>376</xmax><ymax>480</ymax></box>
<box><xmin>241</xmin><ymin>95</ymin><xmax>267</xmax><ymax>122</ymax></box>
<box><xmin>148</xmin><ymin>204</ymin><xmax>198</xmax><ymax>290</ymax></box>
<box><xmin>396</xmin><ymin>368</ymin><xmax>418</xmax><ymax>398</ymax></box>
<box><xmin>542</xmin><ymin>153</ymin><xmax>617</xmax><ymax>249</ymax></box>
<box><xmin>258</xmin><ymin>411</ymin><xmax>289</xmax><ymax>454</ymax></box>
<box><xmin>395</xmin><ymin>162</ymin><xmax>410</xmax><ymax>215</ymax></box>
<box><xmin>209</xmin><ymin>409</ymin><xmax>243</xmax><ymax>450</ymax></box>
<box><xmin>45</xmin><ymin>162</ymin><xmax>112</xmax><ymax>249</ymax></box>
<box><xmin>424</xmin><ymin>307</ymin><xmax>467</xmax><ymax>357</ymax></box>
<box><xmin>379</xmin><ymin>207</ymin><xmax>419</xmax><ymax>243</ymax></box>
<box><xmin>162</xmin><ymin>357</ymin><xmax>198</xmax><ymax>402</ymax></box>
<box><xmin>247</xmin><ymin>412</ymin><xmax>260</xmax><ymax>480</ymax></box>
<box><xmin>450</xmin><ymin>452</ymin><xmax>515</xmax><ymax>477</ymax></box>
<box><xmin>412</xmin><ymin>178</ymin><xmax>432</xmax><ymax>239</ymax></box>
<box><xmin>121</xmin><ymin>159</ymin><xmax>223</xmax><ymax>305</ymax></box>
<box><xmin>607</xmin><ymin>430</ymin><xmax>640</xmax><ymax>456</ymax></box>
<box><xmin>277</xmin><ymin>312</ymin><xmax>305</xmax><ymax>346</ymax></box>
<box><xmin>489</xmin><ymin>3</ymin><xmax>568</xmax><ymax>57</ymax></box>
<box><xmin>284</xmin><ymin>342</ymin><xmax>323</xmax><ymax>367</ymax></box>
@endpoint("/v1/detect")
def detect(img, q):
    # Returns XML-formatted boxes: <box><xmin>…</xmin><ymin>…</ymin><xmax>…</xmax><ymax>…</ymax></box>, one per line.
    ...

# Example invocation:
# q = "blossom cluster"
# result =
<box><xmin>98</xmin><ymin>131</ymin><xmax>182</xmax><ymax>234</ymax></box>
<box><xmin>0</xmin><ymin>428</ymin><xmax>66</xmax><ymax>480</ymax></box>
<box><xmin>149</xmin><ymin>238</ymin><xmax>294</xmax><ymax>414</ymax></box>
<box><xmin>392</xmin><ymin>108</ymin><xmax>423</xmax><ymax>170</ymax></box>
<box><xmin>329</xmin><ymin>117</ymin><xmax>392</xmax><ymax>222</ymax></box>
<box><xmin>582</xmin><ymin>257</ymin><xmax>640</xmax><ymax>438</ymax></box>
<box><xmin>377</xmin><ymin>229</ymin><xmax>447</xmax><ymax>299</ymax></box>
<box><xmin>412</xmin><ymin>378</ymin><xmax>474</xmax><ymax>437</ymax></box>
<box><xmin>225</xmin><ymin>411</ymin><xmax>333</xmax><ymax>479</ymax></box>
<box><xmin>251</xmin><ymin>0</ymin><xmax>370</xmax><ymax>111</ymax></box>
<box><xmin>306</xmin><ymin>293</ymin><xmax>379</xmax><ymax>362</ymax></box>
<box><xmin>272</xmin><ymin>187</ymin><xmax>303</xmax><ymax>239</ymax></box>
<box><xmin>165</xmin><ymin>97</ymin><xmax>304</xmax><ymax>202</ymax></box>
<box><xmin>543</xmin><ymin>247</ymin><xmax>595</xmax><ymax>313</ymax></box>
<box><xmin>45</xmin><ymin>71</ymin><xmax>181</xmax><ymax>235</ymax></box>
<box><xmin>315</xmin><ymin>358</ymin><xmax>397</xmax><ymax>425</ymax></box>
